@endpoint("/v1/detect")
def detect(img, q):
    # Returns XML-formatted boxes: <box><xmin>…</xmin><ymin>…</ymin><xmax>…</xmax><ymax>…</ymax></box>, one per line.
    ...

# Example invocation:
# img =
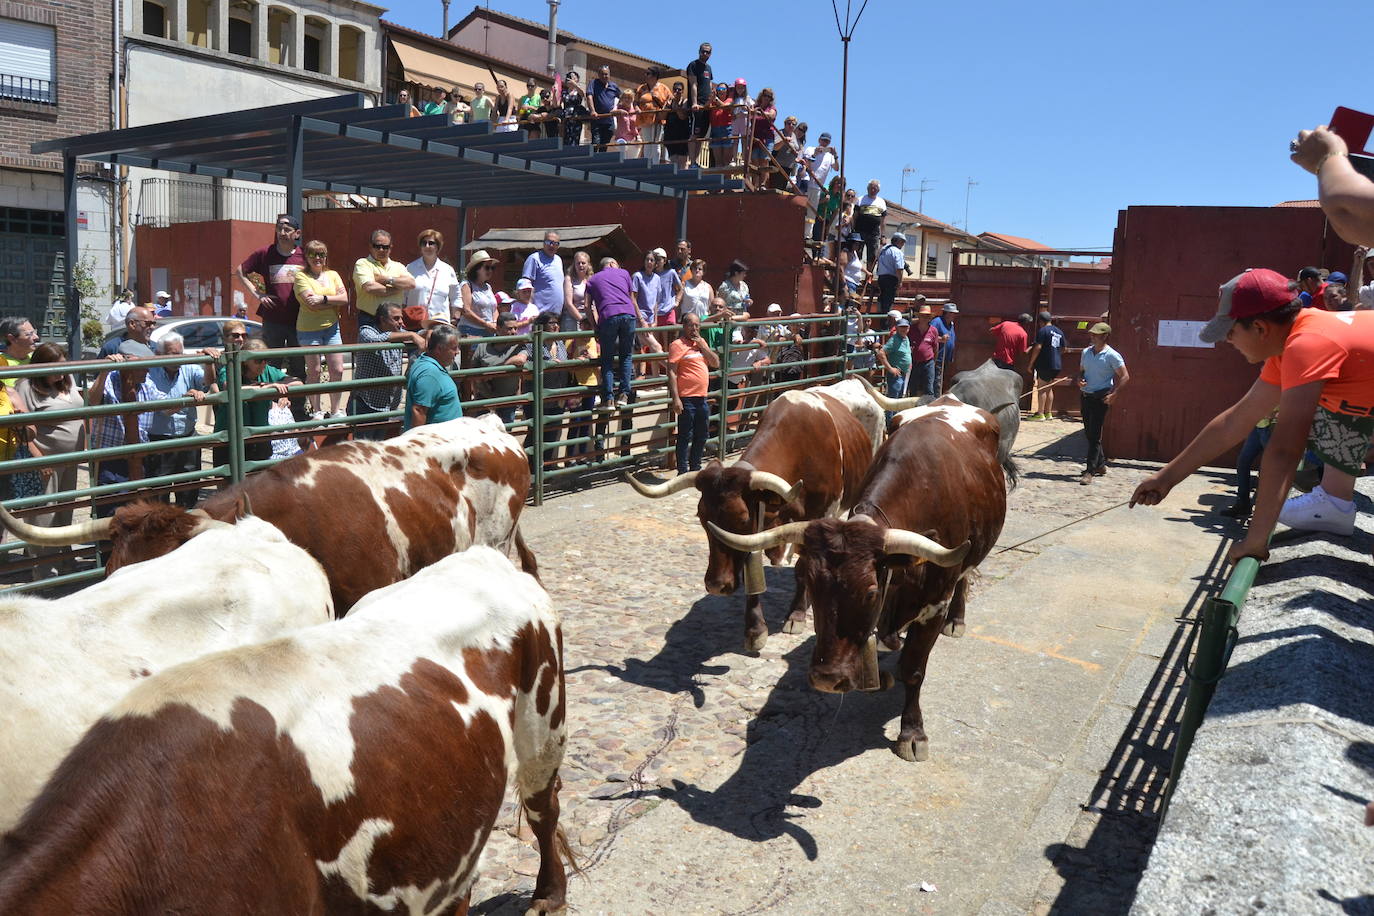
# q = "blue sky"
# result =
<box><xmin>382</xmin><ymin>0</ymin><xmax>1355</xmax><ymax>249</ymax></box>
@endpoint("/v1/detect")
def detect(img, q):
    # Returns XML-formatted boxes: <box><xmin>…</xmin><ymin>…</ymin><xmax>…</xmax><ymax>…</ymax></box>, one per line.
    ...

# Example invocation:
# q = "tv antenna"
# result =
<box><xmin>918</xmin><ymin>178</ymin><xmax>937</xmax><ymax>213</ymax></box>
<box><xmin>899</xmin><ymin>165</ymin><xmax>917</xmax><ymax>208</ymax></box>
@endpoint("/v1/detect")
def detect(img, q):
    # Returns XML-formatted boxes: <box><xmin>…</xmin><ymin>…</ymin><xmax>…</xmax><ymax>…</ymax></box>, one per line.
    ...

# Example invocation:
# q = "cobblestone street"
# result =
<box><xmin>470</xmin><ymin>418</ymin><xmax>1238</xmax><ymax>915</ymax></box>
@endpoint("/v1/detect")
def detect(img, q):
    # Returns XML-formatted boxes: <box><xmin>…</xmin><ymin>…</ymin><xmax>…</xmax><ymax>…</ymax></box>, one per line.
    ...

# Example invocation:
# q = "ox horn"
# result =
<box><xmin>705</xmin><ymin>520</ymin><xmax>810</xmax><ymax>554</ymax></box>
<box><xmin>747</xmin><ymin>471</ymin><xmax>802</xmax><ymax>502</ymax></box>
<box><xmin>187</xmin><ymin>509</ymin><xmax>234</xmax><ymax>536</ymax></box>
<box><xmin>882</xmin><ymin>529</ymin><xmax>971</xmax><ymax>567</ymax></box>
<box><xmin>857</xmin><ymin>375</ymin><xmax>923</xmax><ymax>414</ymax></box>
<box><xmin>0</xmin><ymin>501</ymin><xmax>113</xmax><ymax>547</ymax></box>
<box><xmin>624</xmin><ymin>470</ymin><xmax>699</xmax><ymax>499</ymax></box>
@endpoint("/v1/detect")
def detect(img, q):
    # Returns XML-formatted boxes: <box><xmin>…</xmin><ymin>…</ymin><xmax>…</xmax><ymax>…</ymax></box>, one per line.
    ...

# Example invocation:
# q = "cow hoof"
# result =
<box><xmin>942</xmin><ymin>619</ymin><xmax>965</xmax><ymax>638</ymax></box>
<box><xmin>782</xmin><ymin>614</ymin><xmax>806</xmax><ymax>635</ymax></box>
<box><xmin>745</xmin><ymin>631</ymin><xmax>768</xmax><ymax>653</ymax></box>
<box><xmin>525</xmin><ymin>900</ymin><xmax>567</xmax><ymax>915</ymax></box>
<box><xmin>895</xmin><ymin>737</ymin><xmax>930</xmax><ymax>763</ymax></box>
<box><xmin>880</xmin><ymin>633</ymin><xmax>903</xmax><ymax>651</ymax></box>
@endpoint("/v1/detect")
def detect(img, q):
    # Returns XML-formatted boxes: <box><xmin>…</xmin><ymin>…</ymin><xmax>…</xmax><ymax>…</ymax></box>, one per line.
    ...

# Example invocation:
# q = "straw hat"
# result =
<box><xmin>465</xmin><ymin>249</ymin><xmax>498</xmax><ymax>272</ymax></box>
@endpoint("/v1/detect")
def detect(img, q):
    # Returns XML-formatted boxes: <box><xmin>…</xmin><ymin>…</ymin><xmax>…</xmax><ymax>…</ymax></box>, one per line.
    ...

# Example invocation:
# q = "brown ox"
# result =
<box><xmin>627</xmin><ymin>379</ymin><xmax>883</xmax><ymax>652</ymax></box>
<box><xmin>710</xmin><ymin>397</ymin><xmax>1006</xmax><ymax>762</ymax></box>
<box><xmin>0</xmin><ymin>548</ymin><xmax>569</xmax><ymax>914</ymax></box>
<box><xmin>0</xmin><ymin>413</ymin><xmax>535</xmax><ymax>614</ymax></box>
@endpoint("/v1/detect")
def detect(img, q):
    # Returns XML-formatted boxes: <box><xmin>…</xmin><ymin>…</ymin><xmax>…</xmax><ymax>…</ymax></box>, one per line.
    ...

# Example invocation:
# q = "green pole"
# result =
<box><xmin>224</xmin><ymin>350</ymin><xmax>245</xmax><ymax>484</ymax></box>
<box><xmin>532</xmin><ymin>327</ymin><xmax>545</xmax><ymax>506</ymax></box>
<box><xmin>716</xmin><ymin>322</ymin><xmax>730</xmax><ymax>460</ymax></box>
<box><xmin>840</xmin><ymin>312</ymin><xmax>852</xmax><ymax>380</ymax></box>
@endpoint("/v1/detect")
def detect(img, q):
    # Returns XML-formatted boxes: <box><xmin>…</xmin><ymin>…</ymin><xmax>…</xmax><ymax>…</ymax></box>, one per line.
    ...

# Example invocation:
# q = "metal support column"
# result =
<box><xmin>715</xmin><ymin>330</ymin><xmax>730</xmax><ymax>460</ymax></box>
<box><xmin>456</xmin><ymin>206</ymin><xmax>469</xmax><ymax>257</ymax></box>
<box><xmin>286</xmin><ymin>115</ymin><xmax>304</xmax><ymax>225</ymax></box>
<box><xmin>531</xmin><ymin>327</ymin><xmax>545</xmax><ymax>505</ymax></box>
<box><xmin>225</xmin><ymin>349</ymin><xmax>246</xmax><ymax>484</ymax></box>
<box><xmin>675</xmin><ymin>193</ymin><xmax>689</xmax><ymax>244</ymax></box>
<box><xmin>62</xmin><ymin>154</ymin><xmax>80</xmax><ymax>359</ymax></box>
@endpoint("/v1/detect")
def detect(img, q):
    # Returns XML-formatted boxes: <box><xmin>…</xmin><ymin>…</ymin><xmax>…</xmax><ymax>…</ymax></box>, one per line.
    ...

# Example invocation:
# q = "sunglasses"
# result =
<box><xmin>544</xmin><ymin>240</ymin><xmax>560</xmax><ymax>246</ymax></box>
<box><xmin>307</xmin><ymin>252</ymin><xmax>327</xmax><ymax>259</ymax></box>
<box><xmin>421</xmin><ymin>240</ymin><xmax>439</xmax><ymax>247</ymax></box>
<box><xmin>372</xmin><ymin>243</ymin><xmax>391</xmax><ymax>249</ymax></box>
<box><xmin>228</xmin><ymin>332</ymin><xmax>247</xmax><ymax>338</ymax></box>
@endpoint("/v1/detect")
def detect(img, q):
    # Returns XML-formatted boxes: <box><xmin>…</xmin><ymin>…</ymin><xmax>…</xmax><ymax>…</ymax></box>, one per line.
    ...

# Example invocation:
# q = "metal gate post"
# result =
<box><xmin>531</xmin><ymin>327</ymin><xmax>545</xmax><ymax>506</ymax></box>
<box><xmin>224</xmin><ymin>349</ymin><xmax>245</xmax><ymax>483</ymax></box>
<box><xmin>839</xmin><ymin>313</ymin><xmax>851</xmax><ymax>379</ymax></box>
<box><xmin>62</xmin><ymin>154</ymin><xmax>80</xmax><ymax>359</ymax></box>
<box><xmin>716</xmin><ymin>327</ymin><xmax>730</xmax><ymax>460</ymax></box>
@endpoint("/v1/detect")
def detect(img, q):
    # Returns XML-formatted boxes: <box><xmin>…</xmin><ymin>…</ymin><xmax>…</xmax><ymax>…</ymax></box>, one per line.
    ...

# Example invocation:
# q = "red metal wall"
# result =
<box><xmin>134</xmin><ymin>193</ymin><xmax>811</xmax><ymax>338</ymax></box>
<box><xmin>1103</xmin><ymin>205</ymin><xmax>1354</xmax><ymax>462</ymax></box>
<box><xmin>134</xmin><ymin>221</ymin><xmax>274</xmax><ymax>318</ymax></box>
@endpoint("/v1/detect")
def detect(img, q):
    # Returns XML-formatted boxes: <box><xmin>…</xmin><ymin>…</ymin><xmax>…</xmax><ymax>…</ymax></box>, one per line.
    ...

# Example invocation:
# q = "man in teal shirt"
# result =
<box><xmin>405</xmin><ymin>325</ymin><xmax>462</xmax><ymax>430</ymax></box>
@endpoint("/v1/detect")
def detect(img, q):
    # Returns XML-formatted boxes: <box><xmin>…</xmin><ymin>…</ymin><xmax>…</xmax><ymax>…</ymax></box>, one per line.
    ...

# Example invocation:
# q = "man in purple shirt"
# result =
<box><xmin>235</xmin><ymin>213</ymin><xmax>308</xmax><ymax>418</ymax></box>
<box><xmin>585</xmin><ymin>256</ymin><xmax>638</xmax><ymax>406</ymax></box>
<box><xmin>906</xmin><ymin>305</ymin><xmax>942</xmax><ymax>397</ymax></box>
<box><xmin>521</xmin><ymin>230</ymin><xmax>567</xmax><ymax>327</ymax></box>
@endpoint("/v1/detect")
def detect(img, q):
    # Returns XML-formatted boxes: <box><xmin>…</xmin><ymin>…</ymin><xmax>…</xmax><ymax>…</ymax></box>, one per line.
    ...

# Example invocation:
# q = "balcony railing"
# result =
<box><xmin>136</xmin><ymin>177</ymin><xmax>286</xmax><ymax>228</ymax></box>
<box><xmin>0</xmin><ymin>73</ymin><xmax>55</xmax><ymax>105</ymax></box>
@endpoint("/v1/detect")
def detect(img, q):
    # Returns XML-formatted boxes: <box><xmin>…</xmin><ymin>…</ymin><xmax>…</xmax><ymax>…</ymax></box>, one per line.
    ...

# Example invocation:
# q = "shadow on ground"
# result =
<box><xmin>1042</xmin><ymin>534</ymin><xmax>1233</xmax><ymax>915</ymax></box>
<box><xmin>567</xmin><ymin>566</ymin><xmax>801</xmax><ymax>708</ymax></box>
<box><xmin>659</xmin><ymin>636</ymin><xmax>899</xmax><ymax>862</ymax></box>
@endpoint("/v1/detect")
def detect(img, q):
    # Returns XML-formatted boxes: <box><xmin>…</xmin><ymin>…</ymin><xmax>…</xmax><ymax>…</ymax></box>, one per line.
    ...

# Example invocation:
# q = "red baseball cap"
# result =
<box><xmin>1199</xmin><ymin>269</ymin><xmax>1300</xmax><ymax>343</ymax></box>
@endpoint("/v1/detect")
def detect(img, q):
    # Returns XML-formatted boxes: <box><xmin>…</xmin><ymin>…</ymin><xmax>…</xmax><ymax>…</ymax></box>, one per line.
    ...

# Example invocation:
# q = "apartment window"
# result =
<box><xmin>185</xmin><ymin>0</ymin><xmax>211</xmax><ymax>48</ymax></box>
<box><xmin>227</xmin><ymin>16</ymin><xmax>252</xmax><ymax>56</ymax></box>
<box><xmin>0</xmin><ymin>18</ymin><xmax>55</xmax><ymax>104</ymax></box>
<box><xmin>267</xmin><ymin>7</ymin><xmax>290</xmax><ymax>66</ymax></box>
<box><xmin>142</xmin><ymin>1</ymin><xmax>166</xmax><ymax>38</ymax></box>
<box><xmin>303</xmin><ymin>33</ymin><xmax>320</xmax><ymax>72</ymax></box>
<box><xmin>337</xmin><ymin>26</ymin><xmax>361</xmax><ymax>82</ymax></box>
<box><xmin>0</xmin><ymin>206</ymin><xmax>63</xmax><ymax>235</ymax></box>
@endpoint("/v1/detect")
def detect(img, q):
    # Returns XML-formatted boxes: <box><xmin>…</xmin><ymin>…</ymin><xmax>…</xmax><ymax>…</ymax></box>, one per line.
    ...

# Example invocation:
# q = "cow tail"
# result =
<box><xmin>1003</xmin><ymin>457</ymin><xmax>1019</xmax><ymax>491</ymax></box>
<box><xmin>514</xmin><ymin>526</ymin><xmax>542</xmax><ymax>584</ymax></box>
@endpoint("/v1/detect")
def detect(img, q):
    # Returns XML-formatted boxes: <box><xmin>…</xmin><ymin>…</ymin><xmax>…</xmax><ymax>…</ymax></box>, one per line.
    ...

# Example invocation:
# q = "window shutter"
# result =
<box><xmin>0</xmin><ymin>19</ymin><xmax>55</xmax><ymax>102</ymax></box>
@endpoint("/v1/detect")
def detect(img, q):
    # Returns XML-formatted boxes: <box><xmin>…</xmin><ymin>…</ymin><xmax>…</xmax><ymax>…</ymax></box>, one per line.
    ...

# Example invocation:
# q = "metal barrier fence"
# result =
<box><xmin>1</xmin><ymin>313</ymin><xmax>875</xmax><ymax>595</ymax></box>
<box><xmin>1164</xmin><ymin>549</ymin><xmax>1264</xmax><ymax>813</ymax></box>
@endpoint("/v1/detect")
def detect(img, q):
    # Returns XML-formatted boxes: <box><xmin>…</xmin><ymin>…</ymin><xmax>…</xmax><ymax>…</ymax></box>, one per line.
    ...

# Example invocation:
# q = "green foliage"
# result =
<box><xmin>70</xmin><ymin>255</ymin><xmax>107</xmax><ymax>350</ymax></box>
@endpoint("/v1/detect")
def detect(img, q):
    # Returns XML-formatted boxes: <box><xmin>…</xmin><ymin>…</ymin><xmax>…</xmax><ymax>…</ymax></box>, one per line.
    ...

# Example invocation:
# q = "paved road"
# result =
<box><xmin>471</xmin><ymin>418</ymin><xmax>1239</xmax><ymax>915</ymax></box>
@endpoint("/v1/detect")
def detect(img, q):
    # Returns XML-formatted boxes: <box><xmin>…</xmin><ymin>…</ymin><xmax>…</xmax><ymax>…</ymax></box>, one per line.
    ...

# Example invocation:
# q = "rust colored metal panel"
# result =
<box><xmin>1102</xmin><ymin>205</ymin><xmax>1354</xmax><ymax>463</ymax></box>
<box><xmin>1046</xmin><ymin>266</ymin><xmax>1110</xmax><ymax>318</ymax></box>
<box><xmin>947</xmin><ymin>264</ymin><xmax>1042</xmax><ymax>378</ymax></box>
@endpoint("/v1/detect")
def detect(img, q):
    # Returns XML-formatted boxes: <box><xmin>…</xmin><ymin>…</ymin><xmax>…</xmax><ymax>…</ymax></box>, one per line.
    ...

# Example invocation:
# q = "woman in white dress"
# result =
<box><xmin>681</xmin><ymin>258</ymin><xmax>713</xmax><ymax>320</ymax></box>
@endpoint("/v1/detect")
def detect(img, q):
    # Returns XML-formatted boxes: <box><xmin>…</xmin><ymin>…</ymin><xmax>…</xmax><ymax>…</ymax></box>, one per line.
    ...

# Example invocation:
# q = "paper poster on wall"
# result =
<box><xmin>183</xmin><ymin>278</ymin><xmax>198</xmax><ymax>309</ymax></box>
<box><xmin>1157</xmin><ymin>319</ymin><xmax>1213</xmax><ymax>348</ymax></box>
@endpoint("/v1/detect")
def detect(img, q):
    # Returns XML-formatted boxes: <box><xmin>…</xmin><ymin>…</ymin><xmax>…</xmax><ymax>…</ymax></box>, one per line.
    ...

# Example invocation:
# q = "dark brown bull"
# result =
<box><xmin>709</xmin><ymin>396</ymin><xmax>1007</xmax><ymax>761</ymax></box>
<box><xmin>0</xmin><ymin>414</ymin><xmax>536</xmax><ymax>614</ymax></box>
<box><xmin>627</xmin><ymin>380</ymin><xmax>883</xmax><ymax>652</ymax></box>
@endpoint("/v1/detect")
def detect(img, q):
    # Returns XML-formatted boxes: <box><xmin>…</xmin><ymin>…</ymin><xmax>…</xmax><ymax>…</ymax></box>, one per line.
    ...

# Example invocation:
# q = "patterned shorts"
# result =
<box><xmin>1308</xmin><ymin>407</ymin><xmax>1374</xmax><ymax>476</ymax></box>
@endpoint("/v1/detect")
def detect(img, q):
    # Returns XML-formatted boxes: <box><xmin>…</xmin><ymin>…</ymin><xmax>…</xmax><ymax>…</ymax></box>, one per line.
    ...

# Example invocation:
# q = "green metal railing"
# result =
<box><xmin>1</xmin><ymin>314</ymin><xmax>866</xmax><ymax>594</ymax></box>
<box><xmin>1164</xmin><ymin>548</ymin><xmax>1264</xmax><ymax>811</ymax></box>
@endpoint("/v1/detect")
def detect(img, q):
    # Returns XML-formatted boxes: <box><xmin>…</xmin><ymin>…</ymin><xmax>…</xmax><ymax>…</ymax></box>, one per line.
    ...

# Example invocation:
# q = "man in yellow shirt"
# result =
<box><xmin>352</xmin><ymin>229</ymin><xmax>414</xmax><ymax>329</ymax></box>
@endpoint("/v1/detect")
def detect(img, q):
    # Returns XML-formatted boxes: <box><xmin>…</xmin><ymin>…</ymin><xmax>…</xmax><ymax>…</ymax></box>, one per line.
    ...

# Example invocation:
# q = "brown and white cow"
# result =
<box><xmin>627</xmin><ymin>378</ymin><xmax>884</xmax><ymax>651</ymax></box>
<box><xmin>0</xmin><ymin>547</ymin><xmax>568</xmax><ymax>914</ymax></box>
<box><xmin>0</xmin><ymin>516</ymin><xmax>333</xmax><ymax>834</ymax></box>
<box><xmin>0</xmin><ymin>413</ymin><xmax>535</xmax><ymax>613</ymax></box>
<box><xmin>710</xmin><ymin>397</ymin><xmax>1007</xmax><ymax>762</ymax></box>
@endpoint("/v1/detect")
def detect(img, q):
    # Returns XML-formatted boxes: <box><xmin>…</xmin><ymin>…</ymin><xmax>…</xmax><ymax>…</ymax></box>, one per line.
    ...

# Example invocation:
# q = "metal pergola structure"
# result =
<box><xmin>35</xmin><ymin>92</ymin><xmax>738</xmax><ymax>355</ymax></box>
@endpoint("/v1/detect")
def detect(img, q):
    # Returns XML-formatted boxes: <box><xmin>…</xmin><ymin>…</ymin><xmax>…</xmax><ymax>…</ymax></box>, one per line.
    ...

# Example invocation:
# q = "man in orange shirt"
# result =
<box><xmin>635</xmin><ymin>66</ymin><xmax>671</xmax><ymax>164</ymax></box>
<box><xmin>1132</xmin><ymin>268</ymin><xmax>1374</xmax><ymax>562</ymax></box>
<box><xmin>666</xmin><ymin>312</ymin><xmax>720</xmax><ymax>474</ymax></box>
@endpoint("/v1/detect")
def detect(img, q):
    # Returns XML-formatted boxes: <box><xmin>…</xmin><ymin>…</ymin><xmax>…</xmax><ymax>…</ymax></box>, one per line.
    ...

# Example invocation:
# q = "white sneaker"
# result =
<box><xmin>1278</xmin><ymin>486</ymin><xmax>1356</xmax><ymax>535</ymax></box>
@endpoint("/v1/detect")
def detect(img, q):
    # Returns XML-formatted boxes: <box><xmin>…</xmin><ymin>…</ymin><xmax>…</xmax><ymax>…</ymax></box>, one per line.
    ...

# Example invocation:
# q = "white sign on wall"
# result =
<box><xmin>1157</xmin><ymin>319</ymin><xmax>1213</xmax><ymax>349</ymax></box>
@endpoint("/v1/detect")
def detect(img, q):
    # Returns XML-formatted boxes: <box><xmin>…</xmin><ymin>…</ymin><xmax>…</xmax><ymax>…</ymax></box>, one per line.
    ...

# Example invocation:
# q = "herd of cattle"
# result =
<box><xmin>0</xmin><ymin>361</ymin><xmax>1023</xmax><ymax>912</ymax></box>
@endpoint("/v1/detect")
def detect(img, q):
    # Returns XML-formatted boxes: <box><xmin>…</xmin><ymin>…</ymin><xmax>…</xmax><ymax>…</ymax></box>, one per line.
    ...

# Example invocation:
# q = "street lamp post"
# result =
<box><xmin>964</xmin><ymin>177</ymin><xmax>979</xmax><ymax>232</ymax></box>
<box><xmin>831</xmin><ymin>0</ymin><xmax>870</xmax><ymax>303</ymax></box>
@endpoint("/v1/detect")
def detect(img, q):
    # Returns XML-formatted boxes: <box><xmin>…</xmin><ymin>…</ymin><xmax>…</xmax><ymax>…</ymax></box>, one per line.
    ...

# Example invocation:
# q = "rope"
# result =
<box><xmin>994</xmin><ymin>500</ymin><xmax>1129</xmax><ymax>554</ymax></box>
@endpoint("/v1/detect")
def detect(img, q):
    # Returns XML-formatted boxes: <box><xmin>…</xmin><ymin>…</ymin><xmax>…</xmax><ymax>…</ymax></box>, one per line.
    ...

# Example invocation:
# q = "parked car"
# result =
<box><xmin>94</xmin><ymin>317</ymin><xmax>263</xmax><ymax>357</ymax></box>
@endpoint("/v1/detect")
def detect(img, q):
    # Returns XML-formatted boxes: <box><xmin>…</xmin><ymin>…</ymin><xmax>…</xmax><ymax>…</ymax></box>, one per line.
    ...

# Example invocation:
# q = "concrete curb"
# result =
<box><xmin>1133</xmin><ymin>479</ymin><xmax>1374</xmax><ymax>915</ymax></box>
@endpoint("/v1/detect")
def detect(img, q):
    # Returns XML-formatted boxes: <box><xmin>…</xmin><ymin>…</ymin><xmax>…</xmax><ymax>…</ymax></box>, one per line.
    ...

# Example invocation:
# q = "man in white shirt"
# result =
<box><xmin>854</xmin><ymin>179</ymin><xmax>888</xmax><ymax>266</ymax></box>
<box><xmin>801</xmin><ymin>133</ymin><xmax>837</xmax><ymax>237</ymax></box>
<box><xmin>1351</xmin><ymin>246</ymin><xmax>1374</xmax><ymax>309</ymax></box>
